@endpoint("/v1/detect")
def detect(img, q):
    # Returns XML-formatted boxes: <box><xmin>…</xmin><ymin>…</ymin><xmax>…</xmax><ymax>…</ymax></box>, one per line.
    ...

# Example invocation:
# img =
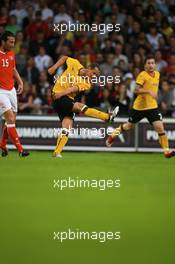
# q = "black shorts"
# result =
<box><xmin>52</xmin><ymin>96</ymin><xmax>75</xmax><ymax>122</ymax></box>
<box><xmin>128</xmin><ymin>108</ymin><xmax>163</xmax><ymax>124</ymax></box>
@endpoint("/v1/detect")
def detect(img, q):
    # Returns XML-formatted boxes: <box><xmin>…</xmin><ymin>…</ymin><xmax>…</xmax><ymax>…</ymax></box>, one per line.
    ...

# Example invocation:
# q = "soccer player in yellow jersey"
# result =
<box><xmin>106</xmin><ymin>55</ymin><xmax>175</xmax><ymax>158</ymax></box>
<box><xmin>48</xmin><ymin>56</ymin><xmax>119</xmax><ymax>157</ymax></box>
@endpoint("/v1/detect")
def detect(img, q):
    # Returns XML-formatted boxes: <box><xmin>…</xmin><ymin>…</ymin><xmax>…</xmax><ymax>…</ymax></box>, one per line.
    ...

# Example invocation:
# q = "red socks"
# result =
<box><xmin>6</xmin><ymin>124</ymin><xmax>23</xmax><ymax>153</ymax></box>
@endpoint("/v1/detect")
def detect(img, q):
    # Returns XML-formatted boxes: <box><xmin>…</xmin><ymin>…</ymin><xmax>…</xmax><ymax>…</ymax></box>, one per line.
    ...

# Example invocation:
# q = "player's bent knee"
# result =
<box><xmin>4</xmin><ymin>111</ymin><xmax>15</xmax><ymax>124</ymax></box>
<box><xmin>73</xmin><ymin>102</ymin><xmax>87</xmax><ymax>113</ymax></box>
<box><xmin>153</xmin><ymin>123</ymin><xmax>164</xmax><ymax>134</ymax></box>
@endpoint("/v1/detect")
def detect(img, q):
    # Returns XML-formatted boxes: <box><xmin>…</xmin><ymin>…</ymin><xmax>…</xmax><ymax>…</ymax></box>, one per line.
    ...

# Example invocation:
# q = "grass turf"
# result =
<box><xmin>0</xmin><ymin>151</ymin><xmax>175</xmax><ymax>264</ymax></box>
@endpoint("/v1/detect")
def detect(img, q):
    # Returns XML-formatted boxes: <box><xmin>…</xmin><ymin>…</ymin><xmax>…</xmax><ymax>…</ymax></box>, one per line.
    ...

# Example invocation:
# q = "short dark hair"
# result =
<box><xmin>144</xmin><ymin>55</ymin><xmax>155</xmax><ymax>64</ymax></box>
<box><xmin>88</xmin><ymin>63</ymin><xmax>101</xmax><ymax>72</ymax></box>
<box><xmin>0</xmin><ymin>31</ymin><xmax>15</xmax><ymax>42</ymax></box>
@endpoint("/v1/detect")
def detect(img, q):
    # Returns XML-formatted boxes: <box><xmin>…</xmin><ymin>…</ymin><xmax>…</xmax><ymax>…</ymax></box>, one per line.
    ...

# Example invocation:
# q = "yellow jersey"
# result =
<box><xmin>133</xmin><ymin>70</ymin><xmax>160</xmax><ymax>110</ymax></box>
<box><xmin>52</xmin><ymin>57</ymin><xmax>91</xmax><ymax>99</ymax></box>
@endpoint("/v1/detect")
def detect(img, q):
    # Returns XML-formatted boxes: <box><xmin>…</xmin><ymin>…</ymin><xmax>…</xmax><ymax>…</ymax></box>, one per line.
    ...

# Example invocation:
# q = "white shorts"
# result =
<box><xmin>0</xmin><ymin>87</ymin><xmax>17</xmax><ymax>116</ymax></box>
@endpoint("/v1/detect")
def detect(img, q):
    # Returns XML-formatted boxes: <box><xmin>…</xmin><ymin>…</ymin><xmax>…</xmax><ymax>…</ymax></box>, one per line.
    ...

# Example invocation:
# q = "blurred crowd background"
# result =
<box><xmin>1</xmin><ymin>0</ymin><xmax>175</xmax><ymax>117</ymax></box>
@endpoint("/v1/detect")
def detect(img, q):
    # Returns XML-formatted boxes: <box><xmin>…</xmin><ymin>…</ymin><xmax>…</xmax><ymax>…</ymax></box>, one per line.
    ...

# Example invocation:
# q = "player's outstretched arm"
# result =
<box><xmin>53</xmin><ymin>86</ymin><xmax>79</xmax><ymax>100</ymax></box>
<box><xmin>48</xmin><ymin>55</ymin><xmax>68</xmax><ymax>75</ymax></box>
<box><xmin>135</xmin><ymin>84</ymin><xmax>157</xmax><ymax>99</ymax></box>
<box><xmin>14</xmin><ymin>68</ymin><xmax>23</xmax><ymax>94</ymax></box>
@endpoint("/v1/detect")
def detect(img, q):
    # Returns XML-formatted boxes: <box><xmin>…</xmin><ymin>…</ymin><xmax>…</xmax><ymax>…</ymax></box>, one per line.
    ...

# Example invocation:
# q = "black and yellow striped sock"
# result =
<box><xmin>112</xmin><ymin>124</ymin><xmax>125</xmax><ymax>138</ymax></box>
<box><xmin>158</xmin><ymin>133</ymin><xmax>169</xmax><ymax>153</ymax></box>
<box><xmin>81</xmin><ymin>105</ymin><xmax>109</xmax><ymax>121</ymax></box>
<box><xmin>54</xmin><ymin>128</ymin><xmax>69</xmax><ymax>155</ymax></box>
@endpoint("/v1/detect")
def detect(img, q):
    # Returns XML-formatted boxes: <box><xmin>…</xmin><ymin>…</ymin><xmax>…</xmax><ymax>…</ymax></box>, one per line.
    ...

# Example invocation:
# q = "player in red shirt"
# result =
<box><xmin>0</xmin><ymin>31</ymin><xmax>29</xmax><ymax>157</ymax></box>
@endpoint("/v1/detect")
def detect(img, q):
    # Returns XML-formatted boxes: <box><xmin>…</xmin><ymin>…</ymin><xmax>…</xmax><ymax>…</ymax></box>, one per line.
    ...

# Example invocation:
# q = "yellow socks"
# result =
<box><xmin>158</xmin><ymin>133</ymin><xmax>169</xmax><ymax>153</ymax></box>
<box><xmin>81</xmin><ymin>105</ymin><xmax>109</xmax><ymax>121</ymax></box>
<box><xmin>112</xmin><ymin>124</ymin><xmax>124</xmax><ymax>138</ymax></box>
<box><xmin>53</xmin><ymin>129</ymin><xmax>69</xmax><ymax>156</ymax></box>
<box><xmin>112</xmin><ymin>123</ymin><xmax>133</xmax><ymax>138</ymax></box>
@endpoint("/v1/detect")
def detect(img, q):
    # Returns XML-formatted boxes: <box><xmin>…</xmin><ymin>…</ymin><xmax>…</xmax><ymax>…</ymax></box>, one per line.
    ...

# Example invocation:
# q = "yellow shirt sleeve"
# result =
<box><xmin>66</xmin><ymin>57</ymin><xmax>84</xmax><ymax>72</ymax></box>
<box><xmin>136</xmin><ymin>71</ymin><xmax>146</xmax><ymax>86</ymax></box>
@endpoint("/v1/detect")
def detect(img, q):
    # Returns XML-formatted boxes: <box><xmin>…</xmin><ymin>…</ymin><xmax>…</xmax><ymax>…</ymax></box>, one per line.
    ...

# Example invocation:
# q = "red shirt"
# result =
<box><xmin>0</xmin><ymin>50</ymin><xmax>15</xmax><ymax>90</ymax></box>
<box><xmin>26</xmin><ymin>21</ymin><xmax>50</xmax><ymax>41</ymax></box>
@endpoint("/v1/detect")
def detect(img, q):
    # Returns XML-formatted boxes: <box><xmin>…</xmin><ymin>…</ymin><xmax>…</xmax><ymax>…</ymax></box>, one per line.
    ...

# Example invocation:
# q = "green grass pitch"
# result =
<box><xmin>0</xmin><ymin>151</ymin><xmax>175</xmax><ymax>264</ymax></box>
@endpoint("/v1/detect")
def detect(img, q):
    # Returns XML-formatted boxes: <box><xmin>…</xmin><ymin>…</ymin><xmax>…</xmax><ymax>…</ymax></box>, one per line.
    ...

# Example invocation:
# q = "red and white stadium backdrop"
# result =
<box><xmin>0</xmin><ymin>116</ymin><xmax>175</xmax><ymax>152</ymax></box>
